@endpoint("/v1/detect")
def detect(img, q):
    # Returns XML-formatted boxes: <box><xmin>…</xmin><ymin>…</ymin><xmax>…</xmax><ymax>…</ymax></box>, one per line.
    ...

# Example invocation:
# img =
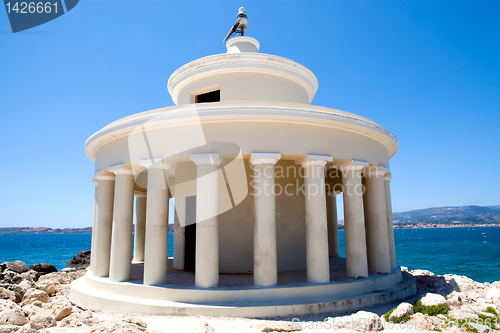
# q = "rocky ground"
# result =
<box><xmin>0</xmin><ymin>258</ymin><xmax>499</xmax><ymax>333</ymax></box>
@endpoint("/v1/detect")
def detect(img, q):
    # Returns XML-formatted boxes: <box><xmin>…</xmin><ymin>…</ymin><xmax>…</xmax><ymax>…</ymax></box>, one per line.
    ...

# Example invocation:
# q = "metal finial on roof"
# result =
<box><xmin>223</xmin><ymin>7</ymin><xmax>248</xmax><ymax>42</ymax></box>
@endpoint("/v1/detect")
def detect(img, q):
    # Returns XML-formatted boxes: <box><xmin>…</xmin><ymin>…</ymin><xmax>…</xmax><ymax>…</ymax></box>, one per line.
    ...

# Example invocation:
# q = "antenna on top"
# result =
<box><xmin>223</xmin><ymin>7</ymin><xmax>248</xmax><ymax>42</ymax></box>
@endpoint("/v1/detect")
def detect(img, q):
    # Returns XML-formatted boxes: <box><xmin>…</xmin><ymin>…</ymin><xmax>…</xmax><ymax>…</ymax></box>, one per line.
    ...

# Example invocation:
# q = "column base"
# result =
<box><xmin>69</xmin><ymin>258</ymin><xmax>416</xmax><ymax>318</ymax></box>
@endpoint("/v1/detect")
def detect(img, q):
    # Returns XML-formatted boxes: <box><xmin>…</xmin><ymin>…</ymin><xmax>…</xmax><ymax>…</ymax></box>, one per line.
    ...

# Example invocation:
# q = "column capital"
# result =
<box><xmin>139</xmin><ymin>157</ymin><xmax>162</xmax><ymax>167</ymax></box>
<box><xmin>338</xmin><ymin>164</ymin><xmax>364</xmax><ymax>172</ymax></box>
<box><xmin>108</xmin><ymin>164</ymin><xmax>135</xmax><ymax>176</ymax></box>
<box><xmin>364</xmin><ymin>166</ymin><xmax>387</xmax><ymax>178</ymax></box>
<box><xmin>93</xmin><ymin>171</ymin><xmax>115</xmax><ymax>182</ymax></box>
<box><xmin>384</xmin><ymin>172</ymin><xmax>392</xmax><ymax>181</ymax></box>
<box><xmin>250</xmin><ymin>152</ymin><xmax>281</xmax><ymax>165</ymax></box>
<box><xmin>379</xmin><ymin>165</ymin><xmax>390</xmax><ymax>173</ymax></box>
<box><xmin>190</xmin><ymin>153</ymin><xmax>223</xmax><ymax>166</ymax></box>
<box><xmin>134</xmin><ymin>191</ymin><xmax>147</xmax><ymax>198</ymax></box>
<box><xmin>139</xmin><ymin>158</ymin><xmax>175</xmax><ymax>170</ymax></box>
<box><xmin>298</xmin><ymin>154</ymin><xmax>333</xmax><ymax>167</ymax></box>
<box><xmin>337</xmin><ymin>159</ymin><xmax>369</xmax><ymax>172</ymax></box>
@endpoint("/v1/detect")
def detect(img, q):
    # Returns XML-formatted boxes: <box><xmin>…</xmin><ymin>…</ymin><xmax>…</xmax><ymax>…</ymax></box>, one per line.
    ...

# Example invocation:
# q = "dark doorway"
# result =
<box><xmin>195</xmin><ymin>90</ymin><xmax>220</xmax><ymax>103</ymax></box>
<box><xmin>184</xmin><ymin>196</ymin><xmax>197</xmax><ymax>272</ymax></box>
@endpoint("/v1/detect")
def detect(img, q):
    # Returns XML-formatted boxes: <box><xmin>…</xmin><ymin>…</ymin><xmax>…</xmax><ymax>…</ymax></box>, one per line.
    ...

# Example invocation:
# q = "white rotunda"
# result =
<box><xmin>70</xmin><ymin>33</ymin><xmax>416</xmax><ymax>317</ymax></box>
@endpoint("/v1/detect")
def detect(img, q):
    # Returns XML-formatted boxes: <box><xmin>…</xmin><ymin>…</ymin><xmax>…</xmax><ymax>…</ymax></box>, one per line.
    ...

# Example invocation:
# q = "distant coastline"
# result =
<box><xmin>2</xmin><ymin>204</ymin><xmax>499</xmax><ymax>233</ymax></box>
<box><xmin>0</xmin><ymin>227</ymin><xmax>93</xmax><ymax>234</ymax></box>
<box><xmin>393</xmin><ymin>223</ymin><xmax>500</xmax><ymax>229</ymax></box>
<box><xmin>0</xmin><ymin>225</ymin><xmax>176</xmax><ymax>234</ymax></box>
<box><xmin>3</xmin><ymin>224</ymin><xmax>499</xmax><ymax>234</ymax></box>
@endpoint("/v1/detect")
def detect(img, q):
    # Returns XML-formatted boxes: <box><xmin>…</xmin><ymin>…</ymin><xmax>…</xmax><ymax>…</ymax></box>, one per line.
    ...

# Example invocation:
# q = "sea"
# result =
<box><xmin>1</xmin><ymin>227</ymin><xmax>499</xmax><ymax>283</ymax></box>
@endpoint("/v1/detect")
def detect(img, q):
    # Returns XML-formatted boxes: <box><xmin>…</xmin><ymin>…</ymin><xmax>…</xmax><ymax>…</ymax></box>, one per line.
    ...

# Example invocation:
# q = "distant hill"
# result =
<box><xmin>0</xmin><ymin>227</ymin><xmax>93</xmax><ymax>234</ymax></box>
<box><xmin>0</xmin><ymin>224</ymin><xmax>176</xmax><ymax>234</ymax></box>
<box><xmin>2</xmin><ymin>206</ymin><xmax>499</xmax><ymax>233</ymax></box>
<box><xmin>392</xmin><ymin>205</ymin><xmax>500</xmax><ymax>227</ymax></box>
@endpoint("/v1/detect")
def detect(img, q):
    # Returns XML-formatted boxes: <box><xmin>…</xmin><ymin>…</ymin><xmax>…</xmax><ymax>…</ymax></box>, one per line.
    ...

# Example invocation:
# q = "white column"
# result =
<box><xmin>170</xmin><ymin>167</ymin><xmax>185</xmax><ymax>271</ymax></box>
<box><xmin>173</xmin><ymin>209</ymin><xmax>184</xmax><ymax>270</ymax></box>
<box><xmin>363</xmin><ymin>166</ymin><xmax>391</xmax><ymax>274</ymax></box>
<box><xmin>190</xmin><ymin>153</ymin><xmax>222</xmax><ymax>289</ymax></box>
<box><xmin>340</xmin><ymin>164</ymin><xmax>368</xmax><ymax>278</ymax></box>
<box><xmin>109</xmin><ymin>166</ymin><xmax>136</xmax><ymax>282</ymax></box>
<box><xmin>384</xmin><ymin>172</ymin><xmax>397</xmax><ymax>270</ymax></box>
<box><xmin>363</xmin><ymin>183</ymin><xmax>372</xmax><ymax>270</ymax></box>
<box><xmin>143</xmin><ymin>161</ymin><xmax>171</xmax><ymax>286</ymax></box>
<box><xmin>250</xmin><ymin>153</ymin><xmax>281</xmax><ymax>287</ymax></box>
<box><xmin>90</xmin><ymin>177</ymin><xmax>98</xmax><ymax>274</ymax></box>
<box><xmin>301</xmin><ymin>155</ymin><xmax>332</xmax><ymax>284</ymax></box>
<box><xmin>92</xmin><ymin>172</ymin><xmax>115</xmax><ymax>277</ymax></box>
<box><xmin>133</xmin><ymin>191</ymin><xmax>147</xmax><ymax>262</ymax></box>
<box><xmin>327</xmin><ymin>191</ymin><xmax>340</xmax><ymax>258</ymax></box>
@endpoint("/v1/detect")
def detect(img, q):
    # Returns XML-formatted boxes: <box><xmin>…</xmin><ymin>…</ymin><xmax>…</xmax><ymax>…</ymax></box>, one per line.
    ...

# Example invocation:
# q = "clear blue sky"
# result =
<box><xmin>1</xmin><ymin>1</ymin><xmax>499</xmax><ymax>228</ymax></box>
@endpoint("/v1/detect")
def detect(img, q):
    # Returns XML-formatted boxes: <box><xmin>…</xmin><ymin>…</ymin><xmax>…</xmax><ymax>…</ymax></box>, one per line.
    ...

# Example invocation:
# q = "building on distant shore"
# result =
<box><xmin>70</xmin><ymin>10</ymin><xmax>416</xmax><ymax>317</ymax></box>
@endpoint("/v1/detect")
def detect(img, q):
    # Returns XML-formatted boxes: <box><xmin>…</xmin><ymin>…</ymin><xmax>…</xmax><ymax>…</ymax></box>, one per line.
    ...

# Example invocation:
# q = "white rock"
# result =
<box><xmin>462</xmin><ymin>304</ymin><xmax>481</xmax><ymax>314</ymax></box>
<box><xmin>389</xmin><ymin>302</ymin><xmax>414</xmax><ymax>320</ymax></box>
<box><xmin>477</xmin><ymin>296</ymin><xmax>491</xmax><ymax>302</ymax></box>
<box><xmin>90</xmin><ymin>320</ymin><xmax>145</xmax><ymax>332</ymax></box>
<box><xmin>452</xmin><ymin>275</ymin><xmax>485</xmax><ymax>293</ymax></box>
<box><xmin>332</xmin><ymin>311</ymin><xmax>383</xmax><ymax>331</ymax></box>
<box><xmin>0</xmin><ymin>308</ymin><xmax>28</xmax><ymax>326</ymax></box>
<box><xmin>409</xmin><ymin>313</ymin><xmax>437</xmax><ymax>331</ymax></box>
<box><xmin>21</xmin><ymin>304</ymin><xmax>37</xmax><ymax>319</ymax></box>
<box><xmin>46</xmin><ymin>296</ymin><xmax>72</xmax><ymax>320</ymax></box>
<box><xmin>421</xmin><ymin>293</ymin><xmax>448</xmax><ymax>307</ymax></box>
<box><xmin>38</xmin><ymin>271</ymin><xmax>84</xmax><ymax>286</ymax></box>
<box><xmin>411</xmin><ymin>269</ymin><xmax>435</xmax><ymax>276</ymax></box>
<box><xmin>16</xmin><ymin>281</ymin><xmax>34</xmax><ymax>292</ymax></box>
<box><xmin>0</xmin><ymin>325</ymin><xmax>19</xmax><ymax>333</ymax></box>
<box><xmin>486</xmin><ymin>287</ymin><xmax>500</xmax><ymax>302</ymax></box>
<box><xmin>21</xmin><ymin>304</ymin><xmax>50</xmax><ymax>319</ymax></box>
<box><xmin>448</xmin><ymin>309</ymin><xmax>478</xmax><ymax>319</ymax></box>
<box><xmin>445</xmin><ymin>276</ymin><xmax>461</xmax><ymax>292</ymax></box>
<box><xmin>67</xmin><ymin>309</ymin><xmax>93</xmax><ymax>320</ymax></box>
<box><xmin>192</xmin><ymin>321</ymin><xmax>216</xmax><ymax>333</ymax></box>
<box><xmin>123</xmin><ymin>316</ymin><xmax>147</xmax><ymax>329</ymax></box>
<box><xmin>447</xmin><ymin>295</ymin><xmax>461</xmax><ymax>308</ymax></box>
<box><xmin>475</xmin><ymin>302</ymin><xmax>500</xmax><ymax>314</ymax></box>
<box><xmin>0</xmin><ymin>299</ymin><xmax>19</xmax><ymax>312</ymax></box>
<box><xmin>442</xmin><ymin>328</ymin><xmax>464</xmax><ymax>333</ymax></box>
<box><xmin>15</xmin><ymin>323</ymin><xmax>36</xmax><ymax>333</ymax></box>
<box><xmin>20</xmin><ymin>289</ymin><xmax>49</xmax><ymax>306</ymax></box>
<box><xmin>29</xmin><ymin>313</ymin><xmax>56</xmax><ymax>330</ymax></box>
<box><xmin>58</xmin><ymin>309</ymin><xmax>98</xmax><ymax>329</ymax></box>
<box><xmin>19</xmin><ymin>271</ymin><xmax>37</xmax><ymax>283</ymax></box>
<box><xmin>0</xmin><ymin>288</ymin><xmax>16</xmax><ymax>303</ymax></box>
<box><xmin>35</xmin><ymin>280</ymin><xmax>56</xmax><ymax>297</ymax></box>
<box><xmin>258</xmin><ymin>321</ymin><xmax>301</xmax><ymax>332</ymax></box>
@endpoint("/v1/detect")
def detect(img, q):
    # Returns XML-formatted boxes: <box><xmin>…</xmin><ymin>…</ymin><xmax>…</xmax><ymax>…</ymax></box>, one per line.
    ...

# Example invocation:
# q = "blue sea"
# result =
<box><xmin>1</xmin><ymin>227</ymin><xmax>499</xmax><ymax>283</ymax></box>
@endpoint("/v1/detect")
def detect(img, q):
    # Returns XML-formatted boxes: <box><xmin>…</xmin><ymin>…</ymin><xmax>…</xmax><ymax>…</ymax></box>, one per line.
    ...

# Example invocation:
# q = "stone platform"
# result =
<box><xmin>70</xmin><ymin>258</ymin><xmax>416</xmax><ymax>317</ymax></box>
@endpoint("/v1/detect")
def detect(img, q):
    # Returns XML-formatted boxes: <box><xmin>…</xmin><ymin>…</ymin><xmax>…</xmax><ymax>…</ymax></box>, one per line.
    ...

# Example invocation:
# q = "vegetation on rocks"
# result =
<box><xmin>1</xmin><ymin>256</ymin><xmax>500</xmax><ymax>332</ymax></box>
<box><xmin>383</xmin><ymin>307</ymin><xmax>411</xmax><ymax>323</ymax></box>
<box><xmin>486</xmin><ymin>306</ymin><xmax>498</xmax><ymax>317</ymax></box>
<box><xmin>413</xmin><ymin>299</ymin><xmax>449</xmax><ymax>316</ymax></box>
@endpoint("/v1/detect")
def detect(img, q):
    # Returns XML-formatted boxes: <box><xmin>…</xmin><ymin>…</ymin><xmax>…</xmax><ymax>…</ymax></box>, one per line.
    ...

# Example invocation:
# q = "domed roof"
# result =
<box><xmin>167</xmin><ymin>37</ymin><xmax>318</xmax><ymax>105</ymax></box>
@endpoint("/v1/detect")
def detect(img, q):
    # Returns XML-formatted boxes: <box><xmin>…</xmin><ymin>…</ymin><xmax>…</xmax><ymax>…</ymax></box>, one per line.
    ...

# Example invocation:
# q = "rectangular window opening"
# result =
<box><xmin>195</xmin><ymin>90</ymin><xmax>220</xmax><ymax>103</ymax></box>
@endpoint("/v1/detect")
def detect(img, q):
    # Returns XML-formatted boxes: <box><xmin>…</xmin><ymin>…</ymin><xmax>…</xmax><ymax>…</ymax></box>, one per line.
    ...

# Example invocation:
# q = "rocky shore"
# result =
<box><xmin>0</xmin><ymin>256</ymin><xmax>499</xmax><ymax>332</ymax></box>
